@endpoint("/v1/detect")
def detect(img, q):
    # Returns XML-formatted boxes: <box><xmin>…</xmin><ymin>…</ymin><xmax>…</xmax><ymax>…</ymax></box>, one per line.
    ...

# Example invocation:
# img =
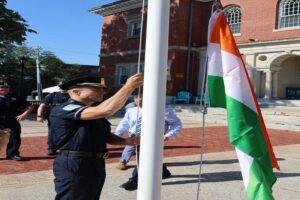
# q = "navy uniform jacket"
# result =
<box><xmin>0</xmin><ymin>93</ymin><xmax>30</xmax><ymax>123</ymax></box>
<box><xmin>49</xmin><ymin>100</ymin><xmax>110</xmax><ymax>152</ymax></box>
<box><xmin>42</xmin><ymin>92</ymin><xmax>70</xmax><ymax>119</ymax></box>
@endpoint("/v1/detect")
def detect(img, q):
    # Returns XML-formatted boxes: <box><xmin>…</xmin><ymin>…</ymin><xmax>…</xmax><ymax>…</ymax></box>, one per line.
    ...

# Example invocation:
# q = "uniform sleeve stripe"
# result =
<box><xmin>74</xmin><ymin>106</ymin><xmax>88</xmax><ymax>119</ymax></box>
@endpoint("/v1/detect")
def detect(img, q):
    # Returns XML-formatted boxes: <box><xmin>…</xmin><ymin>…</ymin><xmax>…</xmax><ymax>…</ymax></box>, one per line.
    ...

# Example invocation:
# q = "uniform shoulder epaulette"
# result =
<box><xmin>62</xmin><ymin>104</ymin><xmax>83</xmax><ymax>111</ymax></box>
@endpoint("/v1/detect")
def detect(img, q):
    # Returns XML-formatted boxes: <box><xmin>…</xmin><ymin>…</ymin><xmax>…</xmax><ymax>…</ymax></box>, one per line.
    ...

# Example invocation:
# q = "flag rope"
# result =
<box><xmin>134</xmin><ymin>0</ymin><xmax>146</xmax><ymax>174</ymax></box>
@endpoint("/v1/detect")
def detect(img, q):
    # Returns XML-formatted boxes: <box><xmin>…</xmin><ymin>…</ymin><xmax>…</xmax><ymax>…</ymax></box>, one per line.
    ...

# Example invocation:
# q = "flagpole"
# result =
<box><xmin>196</xmin><ymin>2</ymin><xmax>222</xmax><ymax>199</ymax></box>
<box><xmin>137</xmin><ymin>0</ymin><xmax>170</xmax><ymax>199</ymax></box>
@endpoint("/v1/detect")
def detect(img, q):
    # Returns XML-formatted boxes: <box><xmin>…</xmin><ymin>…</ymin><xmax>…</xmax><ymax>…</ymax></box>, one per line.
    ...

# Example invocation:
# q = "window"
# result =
<box><xmin>116</xmin><ymin>66</ymin><xmax>130</xmax><ymax>85</ymax></box>
<box><xmin>278</xmin><ymin>0</ymin><xmax>300</xmax><ymax>28</ymax></box>
<box><xmin>127</xmin><ymin>20</ymin><xmax>141</xmax><ymax>37</ymax></box>
<box><xmin>224</xmin><ymin>6</ymin><xmax>242</xmax><ymax>34</ymax></box>
<box><xmin>115</xmin><ymin>63</ymin><xmax>144</xmax><ymax>85</ymax></box>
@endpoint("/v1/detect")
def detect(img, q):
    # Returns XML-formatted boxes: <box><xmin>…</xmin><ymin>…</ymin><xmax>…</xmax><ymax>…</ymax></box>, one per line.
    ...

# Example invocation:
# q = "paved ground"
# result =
<box><xmin>0</xmin><ymin>105</ymin><xmax>299</xmax><ymax>199</ymax></box>
<box><xmin>20</xmin><ymin>106</ymin><xmax>300</xmax><ymax>138</ymax></box>
<box><xmin>0</xmin><ymin>145</ymin><xmax>299</xmax><ymax>200</ymax></box>
<box><xmin>1</xmin><ymin>127</ymin><xmax>300</xmax><ymax>175</ymax></box>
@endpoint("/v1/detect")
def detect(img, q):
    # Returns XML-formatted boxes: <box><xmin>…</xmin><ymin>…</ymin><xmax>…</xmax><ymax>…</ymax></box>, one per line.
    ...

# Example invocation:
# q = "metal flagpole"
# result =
<box><xmin>137</xmin><ymin>0</ymin><xmax>170</xmax><ymax>199</ymax></box>
<box><xmin>195</xmin><ymin>1</ymin><xmax>222</xmax><ymax>199</ymax></box>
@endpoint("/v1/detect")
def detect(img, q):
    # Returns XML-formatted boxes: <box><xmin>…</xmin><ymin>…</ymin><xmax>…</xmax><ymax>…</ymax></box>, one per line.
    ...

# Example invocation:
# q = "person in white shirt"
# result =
<box><xmin>116</xmin><ymin>94</ymin><xmax>182</xmax><ymax>191</ymax></box>
<box><xmin>114</xmin><ymin>101</ymin><xmax>138</xmax><ymax>170</ymax></box>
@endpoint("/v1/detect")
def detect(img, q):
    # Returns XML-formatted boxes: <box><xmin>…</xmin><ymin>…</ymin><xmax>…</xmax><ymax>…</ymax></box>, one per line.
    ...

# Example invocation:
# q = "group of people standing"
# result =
<box><xmin>0</xmin><ymin>78</ymin><xmax>34</xmax><ymax>161</ymax></box>
<box><xmin>0</xmin><ymin>73</ymin><xmax>182</xmax><ymax>199</ymax></box>
<box><xmin>0</xmin><ymin>77</ymin><xmax>69</xmax><ymax>160</ymax></box>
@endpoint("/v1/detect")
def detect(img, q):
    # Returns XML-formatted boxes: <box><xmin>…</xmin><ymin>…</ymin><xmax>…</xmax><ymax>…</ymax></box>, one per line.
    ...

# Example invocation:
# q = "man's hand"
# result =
<box><xmin>164</xmin><ymin>135</ymin><xmax>169</xmax><ymax>141</ymax></box>
<box><xmin>37</xmin><ymin>116</ymin><xmax>45</xmax><ymax>123</ymax></box>
<box><xmin>16</xmin><ymin>114</ymin><xmax>27</xmax><ymax>121</ymax></box>
<box><xmin>79</xmin><ymin>73</ymin><xmax>144</xmax><ymax>120</ymax></box>
<box><xmin>125</xmin><ymin>73</ymin><xmax>143</xmax><ymax>91</ymax></box>
<box><xmin>126</xmin><ymin>135</ymin><xmax>140</xmax><ymax>146</ymax></box>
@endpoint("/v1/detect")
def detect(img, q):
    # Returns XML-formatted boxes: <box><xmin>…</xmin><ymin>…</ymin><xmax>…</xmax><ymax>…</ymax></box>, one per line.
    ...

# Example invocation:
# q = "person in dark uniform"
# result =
<box><xmin>50</xmin><ymin>73</ymin><xmax>143</xmax><ymax>200</ymax></box>
<box><xmin>36</xmin><ymin>86</ymin><xmax>70</xmax><ymax>155</ymax></box>
<box><xmin>0</xmin><ymin>77</ymin><xmax>34</xmax><ymax>161</ymax></box>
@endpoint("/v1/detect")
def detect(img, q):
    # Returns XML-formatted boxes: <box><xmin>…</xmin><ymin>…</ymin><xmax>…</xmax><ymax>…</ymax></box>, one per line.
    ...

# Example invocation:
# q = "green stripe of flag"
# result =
<box><xmin>208</xmin><ymin>75</ymin><xmax>276</xmax><ymax>199</ymax></box>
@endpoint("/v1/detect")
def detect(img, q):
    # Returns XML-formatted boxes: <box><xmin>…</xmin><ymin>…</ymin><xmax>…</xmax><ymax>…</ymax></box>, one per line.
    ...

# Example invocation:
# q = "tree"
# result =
<box><xmin>39</xmin><ymin>50</ymin><xmax>81</xmax><ymax>86</ymax></box>
<box><xmin>0</xmin><ymin>0</ymin><xmax>36</xmax><ymax>49</ymax></box>
<box><xmin>0</xmin><ymin>45</ymin><xmax>80</xmax><ymax>96</ymax></box>
<box><xmin>0</xmin><ymin>2</ymin><xmax>82</xmax><ymax>96</ymax></box>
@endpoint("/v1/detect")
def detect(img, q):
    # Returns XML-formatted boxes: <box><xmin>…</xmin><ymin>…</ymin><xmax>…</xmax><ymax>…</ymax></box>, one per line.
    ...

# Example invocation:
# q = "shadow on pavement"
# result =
<box><xmin>163</xmin><ymin>171</ymin><xmax>299</xmax><ymax>185</ymax></box>
<box><xmin>165</xmin><ymin>158</ymin><xmax>285</xmax><ymax>167</ymax></box>
<box><xmin>20</xmin><ymin>156</ymin><xmax>56</xmax><ymax>161</ymax></box>
<box><xmin>165</xmin><ymin>159</ymin><xmax>238</xmax><ymax>167</ymax></box>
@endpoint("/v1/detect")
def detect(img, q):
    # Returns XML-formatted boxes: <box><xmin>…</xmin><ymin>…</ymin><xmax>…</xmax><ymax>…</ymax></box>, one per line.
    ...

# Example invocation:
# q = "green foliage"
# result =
<box><xmin>0</xmin><ymin>45</ymin><xmax>81</xmax><ymax>95</ymax></box>
<box><xmin>0</xmin><ymin>1</ymin><xmax>82</xmax><ymax>96</ymax></box>
<box><xmin>0</xmin><ymin>0</ymin><xmax>36</xmax><ymax>48</ymax></box>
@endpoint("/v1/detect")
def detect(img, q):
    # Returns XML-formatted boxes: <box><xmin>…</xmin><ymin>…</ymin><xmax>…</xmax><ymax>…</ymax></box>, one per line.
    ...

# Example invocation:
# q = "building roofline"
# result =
<box><xmin>198</xmin><ymin>37</ymin><xmax>300</xmax><ymax>50</ymax></box>
<box><xmin>89</xmin><ymin>0</ymin><xmax>213</xmax><ymax>16</ymax></box>
<box><xmin>89</xmin><ymin>0</ymin><xmax>147</xmax><ymax>16</ymax></box>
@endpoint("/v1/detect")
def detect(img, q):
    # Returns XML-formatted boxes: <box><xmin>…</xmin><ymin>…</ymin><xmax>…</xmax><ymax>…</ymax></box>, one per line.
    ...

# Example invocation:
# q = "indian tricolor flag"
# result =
<box><xmin>206</xmin><ymin>10</ymin><xmax>280</xmax><ymax>200</ymax></box>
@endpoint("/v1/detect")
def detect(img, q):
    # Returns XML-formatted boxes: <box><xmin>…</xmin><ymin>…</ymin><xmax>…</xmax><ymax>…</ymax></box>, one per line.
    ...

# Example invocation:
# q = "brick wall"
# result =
<box><xmin>99</xmin><ymin>0</ymin><xmax>211</xmax><ymax>96</ymax></box>
<box><xmin>221</xmin><ymin>0</ymin><xmax>300</xmax><ymax>43</ymax></box>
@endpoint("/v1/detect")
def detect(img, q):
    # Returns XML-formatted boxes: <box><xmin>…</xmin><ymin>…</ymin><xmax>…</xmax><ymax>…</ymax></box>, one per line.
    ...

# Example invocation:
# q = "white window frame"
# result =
<box><xmin>115</xmin><ymin>63</ymin><xmax>144</xmax><ymax>86</ymax></box>
<box><xmin>278</xmin><ymin>0</ymin><xmax>300</xmax><ymax>29</ymax></box>
<box><xmin>224</xmin><ymin>6</ymin><xmax>242</xmax><ymax>35</ymax></box>
<box><xmin>127</xmin><ymin>20</ymin><xmax>141</xmax><ymax>37</ymax></box>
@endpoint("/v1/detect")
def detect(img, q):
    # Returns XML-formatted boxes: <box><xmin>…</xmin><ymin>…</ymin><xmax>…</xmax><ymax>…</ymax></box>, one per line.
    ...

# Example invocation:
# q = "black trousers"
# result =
<box><xmin>130</xmin><ymin>146</ymin><xmax>170</xmax><ymax>182</ymax></box>
<box><xmin>53</xmin><ymin>154</ymin><xmax>106</xmax><ymax>200</ymax></box>
<box><xmin>47</xmin><ymin>121</ymin><xmax>55</xmax><ymax>150</ymax></box>
<box><xmin>4</xmin><ymin>119</ymin><xmax>21</xmax><ymax>157</ymax></box>
<box><xmin>131</xmin><ymin>164</ymin><xmax>170</xmax><ymax>182</ymax></box>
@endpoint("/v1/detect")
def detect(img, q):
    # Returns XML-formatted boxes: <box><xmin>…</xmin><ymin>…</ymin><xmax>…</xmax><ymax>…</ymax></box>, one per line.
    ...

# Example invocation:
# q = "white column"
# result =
<box><xmin>197</xmin><ymin>49</ymin><xmax>207</xmax><ymax>95</ymax></box>
<box><xmin>247</xmin><ymin>68</ymin><xmax>256</xmax><ymax>92</ymax></box>
<box><xmin>264</xmin><ymin>69</ymin><xmax>272</xmax><ymax>99</ymax></box>
<box><xmin>137</xmin><ymin>0</ymin><xmax>170</xmax><ymax>199</ymax></box>
<box><xmin>244</xmin><ymin>54</ymin><xmax>257</xmax><ymax>93</ymax></box>
<box><xmin>272</xmin><ymin>72</ymin><xmax>279</xmax><ymax>99</ymax></box>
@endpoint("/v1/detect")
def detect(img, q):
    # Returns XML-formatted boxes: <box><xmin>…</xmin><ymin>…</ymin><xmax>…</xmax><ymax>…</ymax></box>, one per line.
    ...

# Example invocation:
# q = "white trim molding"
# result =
<box><xmin>273</xmin><ymin>26</ymin><xmax>300</xmax><ymax>32</ymax></box>
<box><xmin>100</xmin><ymin>45</ymin><xmax>200</xmax><ymax>57</ymax></box>
<box><xmin>90</xmin><ymin>0</ymin><xmax>148</xmax><ymax>16</ymax></box>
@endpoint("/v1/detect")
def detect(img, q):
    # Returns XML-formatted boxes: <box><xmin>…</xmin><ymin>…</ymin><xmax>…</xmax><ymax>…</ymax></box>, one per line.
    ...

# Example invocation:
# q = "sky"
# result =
<box><xmin>7</xmin><ymin>0</ymin><xmax>115</xmax><ymax>65</ymax></box>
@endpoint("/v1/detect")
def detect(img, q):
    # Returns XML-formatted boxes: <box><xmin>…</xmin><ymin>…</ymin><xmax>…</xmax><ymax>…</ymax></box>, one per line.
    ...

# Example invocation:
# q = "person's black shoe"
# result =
<box><xmin>162</xmin><ymin>170</ymin><xmax>171</xmax><ymax>179</ymax></box>
<box><xmin>120</xmin><ymin>179</ymin><xmax>138</xmax><ymax>191</ymax></box>
<box><xmin>7</xmin><ymin>155</ymin><xmax>22</xmax><ymax>161</ymax></box>
<box><xmin>47</xmin><ymin>149</ymin><xmax>58</xmax><ymax>156</ymax></box>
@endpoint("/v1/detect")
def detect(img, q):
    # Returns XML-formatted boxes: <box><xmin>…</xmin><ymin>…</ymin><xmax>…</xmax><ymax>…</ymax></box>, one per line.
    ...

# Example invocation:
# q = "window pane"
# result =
<box><xmin>279</xmin><ymin>0</ymin><xmax>300</xmax><ymax>28</ymax></box>
<box><xmin>127</xmin><ymin>21</ymin><xmax>141</xmax><ymax>37</ymax></box>
<box><xmin>117</xmin><ymin>66</ymin><xmax>130</xmax><ymax>85</ymax></box>
<box><xmin>225</xmin><ymin>6</ymin><xmax>241</xmax><ymax>34</ymax></box>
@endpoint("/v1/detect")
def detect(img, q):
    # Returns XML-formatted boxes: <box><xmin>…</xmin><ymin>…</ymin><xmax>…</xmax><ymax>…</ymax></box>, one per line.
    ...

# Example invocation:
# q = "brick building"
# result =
<box><xmin>91</xmin><ymin>0</ymin><xmax>300</xmax><ymax>99</ymax></box>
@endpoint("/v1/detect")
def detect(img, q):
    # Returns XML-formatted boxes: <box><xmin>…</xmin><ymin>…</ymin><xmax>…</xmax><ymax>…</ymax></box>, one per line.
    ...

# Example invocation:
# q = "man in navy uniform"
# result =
<box><xmin>50</xmin><ymin>74</ymin><xmax>143</xmax><ymax>200</ymax></box>
<box><xmin>36</xmin><ymin>85</ymin><xmax>70</xmax><ymax>155</ymax></box>
<box><xmin>0</xmin><ymin>77</ymin><xmax>34</xmax><ymax>161</ymax></box>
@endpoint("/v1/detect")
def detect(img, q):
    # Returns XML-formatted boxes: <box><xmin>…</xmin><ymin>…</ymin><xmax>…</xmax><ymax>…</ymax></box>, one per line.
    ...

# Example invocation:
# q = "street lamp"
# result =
<box><xmin>19</xmin><ymin>56</ymin><xmax>26</xmax><ymax>96</ymax></box>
